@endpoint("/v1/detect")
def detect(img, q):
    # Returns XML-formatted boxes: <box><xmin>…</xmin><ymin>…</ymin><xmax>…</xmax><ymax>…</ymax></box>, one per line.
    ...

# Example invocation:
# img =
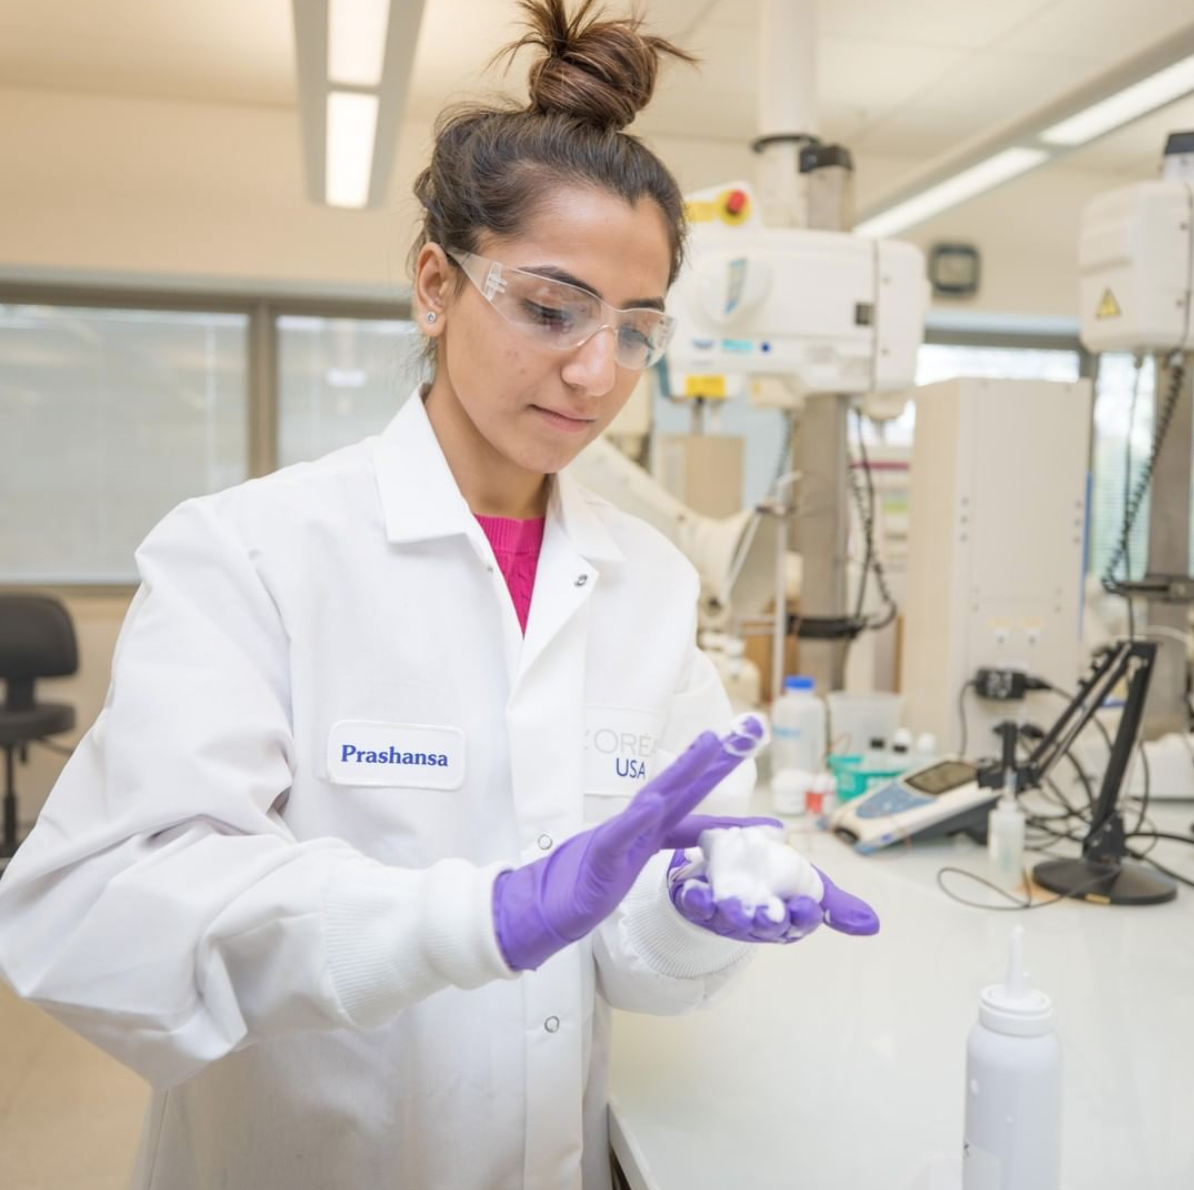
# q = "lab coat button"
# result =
<box><xmin>537</xmin><ymin>834</ymin><xmax>553</xmax><ymax>851</ymax></box>
<box><xmin>544</xmin><ymin>1016</ymin><xmax>560</xmax><ymax>1033</ymax></box>
<box><xmin>574</xmin><ymin>574</ymin><xmax>588</xmax><ymax>587</ymax></box>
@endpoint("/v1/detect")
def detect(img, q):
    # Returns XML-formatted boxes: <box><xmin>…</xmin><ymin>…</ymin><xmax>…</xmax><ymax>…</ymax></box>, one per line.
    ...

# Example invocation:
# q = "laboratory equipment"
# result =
<box><xmin>1021</xmin><ymin>639</ymin><xmax>1176</xmax><ymax>904</ymax></box>
<box><xmin>702</xmin><ymin>633</ymin><xmax>763</xmax><ymax>713</ymax></box>
<box><xmin>900</xmin><ymin>376</ymin><xmax>1092</xmax><ymax>754</ymax></box>
<box><xmin>1077</xmin><ymin>132</ymin><xmax>1194</xmax><ymax>738</ymax></box>
<box><xmin>987</xmin><ymin>796</ymin><xmax>1027</xmax><ymax>891</ymax></box>
<box><xmin>985</xmin><ymin>721</ymin><xmax>1028</xmax><ymax>890</ymax></box>
<box><xmin>565</xmin><ymin>434</ymin><xmax>779</xmax><ymax>629</ymax></box>
<box><xmin>770</xmin><ymin>768</ymin><xmax>812</xmax><ymax>816</ymax></box>
<box><xmin>829</xmin><ymin>758</ymin><xmax>994</xmax><ymax>854</ymax></box>
<box><xmin>771</xmin><ymin>675</ymin><xmax>826</xmax><ymax>773</ymax></box>
<box><xmin>963</xmin><ymin>927</ymin><xmax>1062</xmax><ymax>1190</ymax></box>
<box><xmin>666</xmin><ymin>185</ymin><xmax>927</xmax><ymax>397</ymax></box>
<box><xmin>826</xmin><ymin>749</ymin><xmax>908</xmax><ymax>802</ymax></box>
<box><xmin>826</xmin><ymin>689</ymin><xmax>903</xmax><ymax>755</ymax></box>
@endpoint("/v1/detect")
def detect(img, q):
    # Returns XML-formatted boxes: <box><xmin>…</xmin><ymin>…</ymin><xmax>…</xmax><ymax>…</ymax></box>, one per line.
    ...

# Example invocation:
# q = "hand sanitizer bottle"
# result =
<box><xmin>963</xmin><ymin>927</ymin><xmax>1062</xmax><ymax>1190</ymax></box>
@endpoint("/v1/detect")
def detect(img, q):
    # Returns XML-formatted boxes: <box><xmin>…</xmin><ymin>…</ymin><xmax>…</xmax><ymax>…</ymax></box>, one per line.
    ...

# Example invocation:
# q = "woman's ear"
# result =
<box><xmin>413</xmin><ymin>243</ymin><xmax>454</xmax><ymax>339</ymax></box>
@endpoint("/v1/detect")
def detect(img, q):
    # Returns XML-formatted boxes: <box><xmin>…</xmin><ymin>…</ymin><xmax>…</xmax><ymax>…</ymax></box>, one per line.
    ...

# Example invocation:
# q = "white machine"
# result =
<box><xmin>829</xmin><ymin>758</ymin><xmax>997</xmax><ymax>853</ymax></box>
<box><xmin>899</xmin><ymin>376</ymin><xmax>1093</xmax><ymax>758</ymax></box>
<box><xmin>1076</xmin><ymin>131</ymin><xmax>1194</xmax><ymax>750</ymax></box>
<box><xmin>666</xmin><ymin>181</ymin><xmax>928</xmax><ymax>399</ymax></box>
<box><xmin>566</xmin><ymin>434</ymin><xmax>779</xmax><ymax>629</ymax></box>
<box><xmin>1078</xmin><ymin>175</ymin><xmax>1194</xmax><ymax>355</ymax></box>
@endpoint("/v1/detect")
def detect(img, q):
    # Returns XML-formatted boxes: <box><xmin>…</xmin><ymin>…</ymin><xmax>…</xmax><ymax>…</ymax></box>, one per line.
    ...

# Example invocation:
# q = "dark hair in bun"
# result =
<box><xmin>509</xmin><ymin>0</ymin><xmax>693</xmax><ymax>133</ymax></box>
<box><xmin>411</xmin><ymin>0</ymin><xmax>696</xmax><ymax>286</ymax></box>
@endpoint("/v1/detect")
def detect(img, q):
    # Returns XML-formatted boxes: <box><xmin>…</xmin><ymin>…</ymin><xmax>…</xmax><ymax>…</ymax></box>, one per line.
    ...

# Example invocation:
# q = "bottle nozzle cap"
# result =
<box><xmin>979</xmin><ymin>925</ymin><xmax>1053</xmax><ymax>1036</ymax></box>
<box><xmin>1006</xmin><ymin>925</ymin><xmax>1027</xmax><ymax>998</ymax></box>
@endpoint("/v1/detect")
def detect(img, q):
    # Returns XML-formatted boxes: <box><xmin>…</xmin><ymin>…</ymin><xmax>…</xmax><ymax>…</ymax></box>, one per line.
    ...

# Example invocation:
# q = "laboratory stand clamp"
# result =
<box><xmin>975</xmin><ymin>639</ymin><xmax>1175</xmax><ymax>905</ymax></box>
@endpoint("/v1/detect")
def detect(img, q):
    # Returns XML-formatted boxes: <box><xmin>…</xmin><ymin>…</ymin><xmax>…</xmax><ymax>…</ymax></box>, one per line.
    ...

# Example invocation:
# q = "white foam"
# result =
<box><xmin>693</xmin><ymin>826</ymin><xmax>824</xmax><ymax>919</ymax></box>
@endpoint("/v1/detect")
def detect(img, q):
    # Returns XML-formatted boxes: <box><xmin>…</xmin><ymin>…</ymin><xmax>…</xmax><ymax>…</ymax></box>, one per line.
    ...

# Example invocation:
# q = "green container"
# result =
<box><xmin>828</xmin><ymin>753</ymin><xmax>906</xmax><ymax>802</ymax></box>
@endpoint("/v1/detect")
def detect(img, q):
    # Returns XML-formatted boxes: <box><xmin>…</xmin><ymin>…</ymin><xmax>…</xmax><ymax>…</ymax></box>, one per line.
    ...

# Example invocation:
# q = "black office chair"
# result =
<box><xmin>0</xmin><ymin>594</ymin><xmax>78</xmax><ymax>865</ymax></box>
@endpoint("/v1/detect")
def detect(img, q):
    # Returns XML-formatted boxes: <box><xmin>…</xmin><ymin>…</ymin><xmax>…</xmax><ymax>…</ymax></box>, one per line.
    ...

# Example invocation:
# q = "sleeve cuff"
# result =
<box><xmin>321</xmin><ymin>856</ymin><xmax>516</xmax><ymax>1030</ymax></box>
<box><xmin>618</xmin><ymin>852</ymin><xmax>755</xmax><ymax>980</ymax></box>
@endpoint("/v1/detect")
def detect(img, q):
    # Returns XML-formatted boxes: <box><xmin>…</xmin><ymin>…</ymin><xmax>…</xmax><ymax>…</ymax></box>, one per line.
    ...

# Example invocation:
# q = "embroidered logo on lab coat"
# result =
<box><xmin>583</xmin><ymin>706</ymin><xmax>663</xmax><ymax>796</ymax></box>
<box><xmin>326</xmin><ymin>720</ymin><xmax>466</xmax><ymax>789</ymax></box>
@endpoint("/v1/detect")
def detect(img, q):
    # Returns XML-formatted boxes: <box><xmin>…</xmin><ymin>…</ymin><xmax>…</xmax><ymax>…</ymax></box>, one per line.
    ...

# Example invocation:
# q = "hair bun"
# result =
<box><xmin>499</xmin><ymin>0</ymin><xmax>695</xmax><ymax>133</ymax></box>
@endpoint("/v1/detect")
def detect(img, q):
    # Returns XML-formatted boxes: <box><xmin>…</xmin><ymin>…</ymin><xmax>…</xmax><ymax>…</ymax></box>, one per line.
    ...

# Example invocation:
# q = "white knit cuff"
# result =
<box><xmin>322</xmin><ymin>856</ymin><xmax>516</xmax><ymax>1030</ymax></box>
<box><xmin>618</xmin><ymin>852</ymin><xmax>755</xmax><ymax>980</ymax></box>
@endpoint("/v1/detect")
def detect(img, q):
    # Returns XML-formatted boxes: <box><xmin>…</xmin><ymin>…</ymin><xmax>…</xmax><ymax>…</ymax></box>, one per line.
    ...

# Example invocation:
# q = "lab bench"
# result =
<box><xmin>609</xmin><ymin>800</ymin><xmax>1194</xmax><ymax>1190</ymax></box>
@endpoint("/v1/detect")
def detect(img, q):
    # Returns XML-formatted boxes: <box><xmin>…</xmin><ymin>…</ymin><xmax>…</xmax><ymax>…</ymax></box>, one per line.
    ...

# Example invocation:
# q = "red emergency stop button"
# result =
<box><xmin>725</xmin><ymin>189</ymin><xmax>747</xmax><ymax>216</ymax></box>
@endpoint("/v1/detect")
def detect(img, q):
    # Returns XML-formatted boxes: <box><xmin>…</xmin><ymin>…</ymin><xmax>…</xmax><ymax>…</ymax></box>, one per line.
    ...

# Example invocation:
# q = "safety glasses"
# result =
<box><xmin>446</xmin><ymin>248</ymin><xmax>675</xmax><ymax>371</ymax></box>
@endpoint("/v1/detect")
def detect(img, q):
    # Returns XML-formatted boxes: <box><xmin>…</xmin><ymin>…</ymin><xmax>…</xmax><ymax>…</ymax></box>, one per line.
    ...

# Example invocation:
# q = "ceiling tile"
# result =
<box><xmin>0</xmin><ymin>0</ymin><xmax>294</xmax><ymax>105</ymax></box>
<box><xmin>996</xmin><ymin>0</ymin><xmax>1194</xmax><ymax>61</ymax></box>
<box><xmin>852</xmin><ymin>48</ymin><xmax>1105</xmax><ymax>157</ymax></box>
<box><xmin>817</xmin><ymin>0</ymin><xmax>1064</xmax><ymax>50</ymax></box>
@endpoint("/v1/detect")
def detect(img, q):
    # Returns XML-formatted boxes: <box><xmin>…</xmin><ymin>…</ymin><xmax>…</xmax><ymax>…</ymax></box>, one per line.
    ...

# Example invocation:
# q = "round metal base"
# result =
<box><xmin>1032</xmin><ymin>857</ymin><xmax>1177</xmax><ymax>905</ymax></box>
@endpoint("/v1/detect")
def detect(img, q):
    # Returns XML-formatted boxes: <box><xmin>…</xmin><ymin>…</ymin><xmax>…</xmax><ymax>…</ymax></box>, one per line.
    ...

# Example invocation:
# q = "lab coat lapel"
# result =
<box><xmin>372</xmin><ymin>390</ymin><xmax>523</xmax><ymax>675</ymax></box>
<box><xmin>514</xmin><ymin>469</ymin><xmax>622</xmax><ymax>689</ymax></box>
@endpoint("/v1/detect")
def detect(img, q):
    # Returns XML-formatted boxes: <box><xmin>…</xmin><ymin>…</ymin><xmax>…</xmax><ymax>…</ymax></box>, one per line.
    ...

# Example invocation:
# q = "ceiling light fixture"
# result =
<box><xmin>326</xmin><ymin>91</ymin><xmax>380</xmax><ymax>209</ymax></box>
<box><xmin>1040</xmin><ymin>52</ymin><xmax>1194</xmax><ymax>146</ymax></box>
<box><xmin>856</xmin><ymin>27</ymin><xmax>1194</xmax><ymax>239</ymax></box>
<box><xmin>292</xmin><ymin>0</ymin><xmax>427</xmax><ymax>209</ymax></box>
<box><xmin>328</xmin><ymin>0</ymin><xmax>391</xmax><ymax>87</ymax></box>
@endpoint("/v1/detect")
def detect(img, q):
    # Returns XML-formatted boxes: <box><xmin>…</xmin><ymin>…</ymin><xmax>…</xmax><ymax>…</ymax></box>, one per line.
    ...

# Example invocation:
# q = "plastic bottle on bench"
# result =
<box><xmin>772</xmin><ymin>676</ymin><xmax>827</xmax><ymax>776</ymax></box>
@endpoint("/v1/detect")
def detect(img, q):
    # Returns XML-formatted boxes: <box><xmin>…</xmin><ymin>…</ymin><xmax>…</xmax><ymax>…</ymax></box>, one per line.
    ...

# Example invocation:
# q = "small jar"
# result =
<box><xmin>771</xmin><ymin>768</ymin><xmax>813</xmax><ymax>816</ymax></box>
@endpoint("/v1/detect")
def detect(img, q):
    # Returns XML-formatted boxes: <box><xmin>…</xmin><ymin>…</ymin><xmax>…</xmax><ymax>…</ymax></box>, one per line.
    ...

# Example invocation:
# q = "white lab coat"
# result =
<box><xmin>0</xmin><ymin>389</ymin><xmax>756</xmax><ymax>1190</ymax></box>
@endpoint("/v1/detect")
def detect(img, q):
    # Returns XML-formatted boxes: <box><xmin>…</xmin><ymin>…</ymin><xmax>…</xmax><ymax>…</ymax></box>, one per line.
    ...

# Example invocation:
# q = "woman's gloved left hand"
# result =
<box><xmin>667</xmin><ymin>846</ymin><xmax>880</xmax><ymax>944</ymax></box>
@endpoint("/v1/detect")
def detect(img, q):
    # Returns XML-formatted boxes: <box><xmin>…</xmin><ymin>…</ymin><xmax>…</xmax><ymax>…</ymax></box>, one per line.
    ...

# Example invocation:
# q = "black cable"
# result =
<box><xmin>1038</xmin><ymin>681</ymin><xmax>1150</xmax><ymax>830</ymax></box>
<box><xmin>957</xmin><ymin>680</ymin><xmax>976</xmax><ymax>758</ymax></box>
<box><xmin>1126</xmin><ymin>846</ymin><xmax>1194</xmax><ymax>890</ymax></box>
<box><xmin>1127</xmin><ymin>829</ymin><xmax>1194</xmax><ymax>847</ymax></box>
<box><xmin>1040</xmin><ymin>684</ymin><xmax>1116</xmax><ymax>754</ymax></box>
<box><xmin>1121</xmin><ymin>356</ymin><xmax>1141</xmax><ymax>637</ymax></box>
<box><xmin>1062</xmin><ymin>752</ymin><xmax>1096</xmax><ymax>814</ymax></box>
<box><xmin>935</xmin><ymin>865</ymin><xmax>1115</xmax><ymax>911</ymax></box>
<box><xmin>1102</xmin><ymin>352</ymin><xmax>1185</xmax><ymax>601</ymax></box>
<box><xmin>851</xmin><ymin>420</ymin><xmax>872</xmax><ymax>622</ymax></box>
<box><xmin>848</xmin><ymin>409</ymin><xmax>898</xmax><ymax>632</ymax></box>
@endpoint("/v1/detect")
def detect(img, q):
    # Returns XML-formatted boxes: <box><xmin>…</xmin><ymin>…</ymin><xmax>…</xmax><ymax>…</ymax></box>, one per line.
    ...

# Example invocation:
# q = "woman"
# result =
<box><xmin>0</xmin><ymin>3</ymin><xmax>874</xmax><ymax>1187</ymax></box>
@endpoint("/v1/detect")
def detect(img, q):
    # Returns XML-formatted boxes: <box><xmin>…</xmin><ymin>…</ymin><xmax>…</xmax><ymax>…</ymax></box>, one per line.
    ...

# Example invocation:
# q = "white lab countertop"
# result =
<box><xmin>609</xmin><ymin>795</ymin><xmax>1194</xmax><ymax>1190</ymax></box>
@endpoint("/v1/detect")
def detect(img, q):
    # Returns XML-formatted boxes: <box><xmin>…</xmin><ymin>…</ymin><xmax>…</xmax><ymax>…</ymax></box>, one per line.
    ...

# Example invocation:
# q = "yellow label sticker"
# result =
<box><xmin>1096</xmin><ymin>289</ymin><xmax>1122</xmax><ymax>320</ymax></box>
<box><xmin>683</xmin><ymin>375</ymin><xmax>728</xmax><ymax>399</ymax></box>
<box><xmin>686</xmin><ymin>200</ymin><xmax>717</xmax><ymax>224</ymax></box>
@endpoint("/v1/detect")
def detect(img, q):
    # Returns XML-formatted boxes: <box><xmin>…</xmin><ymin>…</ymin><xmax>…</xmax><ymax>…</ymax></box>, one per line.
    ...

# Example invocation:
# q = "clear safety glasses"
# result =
<box><xmin>446</xmin><ymin>248</ymin><xmax>675</xmax><ymax>371</ymax></box>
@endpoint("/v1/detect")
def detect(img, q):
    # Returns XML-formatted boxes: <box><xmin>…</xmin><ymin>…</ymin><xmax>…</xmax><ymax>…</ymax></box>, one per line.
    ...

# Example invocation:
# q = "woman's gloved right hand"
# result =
<box><xmin>492</xmin><ymin>718</ymin><xmax>765</xmax><ymax>971</ymax></box>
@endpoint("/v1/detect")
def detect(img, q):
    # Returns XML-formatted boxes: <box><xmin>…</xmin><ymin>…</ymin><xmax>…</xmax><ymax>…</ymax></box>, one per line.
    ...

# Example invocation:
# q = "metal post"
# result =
<box><xmin>248</xmin><ymin>301</ymin><xmax>279</xmax><ymax>479</ymax></box>
<box><xmin>2</xmin><ymin>745</ymin><xmax>16</xmax><ymax>856</ymax></box>
<box><xmin>1141</xmin><ymin>352</ymin><xmax>1194</xmax><ymax>737</ymax></box>
<box><xmin>792</xmin><ymin>393</ymin><xmax>852</xmax><ymax>690</ymax></box>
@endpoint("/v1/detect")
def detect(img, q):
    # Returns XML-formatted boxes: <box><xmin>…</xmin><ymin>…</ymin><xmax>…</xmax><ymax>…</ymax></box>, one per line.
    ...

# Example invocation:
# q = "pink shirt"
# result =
<box><xmin>474</xmin><ymin>515</ymin><xmax>546</xmax><ymax>635</ymax></box>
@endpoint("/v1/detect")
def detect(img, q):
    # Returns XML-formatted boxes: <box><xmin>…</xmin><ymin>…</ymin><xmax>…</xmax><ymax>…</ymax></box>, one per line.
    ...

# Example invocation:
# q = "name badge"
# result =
<box><xmin>583</xmin><ymin>705</ymin><xmax>663</xmax><ymax>797</ymax></box>
<box><xmin>327</xmin><ymin>720</ymin><xmax>466</xmax><ymax>790</ymax></box>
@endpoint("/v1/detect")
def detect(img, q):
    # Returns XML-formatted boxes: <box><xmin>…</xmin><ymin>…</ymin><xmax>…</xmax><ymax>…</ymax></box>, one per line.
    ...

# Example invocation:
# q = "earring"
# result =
<box><xmin>425</xmin><ymin>311</ymin><xmax>438</xmax><ymax>324</ymax></box>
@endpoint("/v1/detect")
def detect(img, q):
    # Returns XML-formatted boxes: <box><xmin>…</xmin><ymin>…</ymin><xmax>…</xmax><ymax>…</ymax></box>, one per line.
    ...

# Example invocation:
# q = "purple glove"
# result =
<box><xmin>492</xmin><ymin>717</ymin><xmax>767</xmax><ymax>971</ymax></box>
<box><xmin>669</xmin><ymin>854</ymin><xmax>880</xmax><ymax>943</ymax></box>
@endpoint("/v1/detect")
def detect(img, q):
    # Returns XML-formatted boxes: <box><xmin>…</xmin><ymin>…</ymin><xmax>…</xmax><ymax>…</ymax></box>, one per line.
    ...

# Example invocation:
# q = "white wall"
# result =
<box><xmin>0</xmin><ymin>84</ymin><xmax>1145</xmax><ymax>822</ymax></box>
<box><xmin>3</xmin><ymin>84</ymin><xmax>1135</xmax><ymax>315</ymax></box>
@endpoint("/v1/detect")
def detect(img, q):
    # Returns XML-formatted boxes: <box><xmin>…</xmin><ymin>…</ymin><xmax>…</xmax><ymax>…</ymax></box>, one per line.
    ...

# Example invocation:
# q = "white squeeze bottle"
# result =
<box><xmin>771</xmin><ymin>675</ymin><xmax>827</xmax><ymax>774</ymax></box>
<box><xmin>963</xmin><ymin>927</ymin><xmax>1062</xmax><ymax>1190</ymax></box>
